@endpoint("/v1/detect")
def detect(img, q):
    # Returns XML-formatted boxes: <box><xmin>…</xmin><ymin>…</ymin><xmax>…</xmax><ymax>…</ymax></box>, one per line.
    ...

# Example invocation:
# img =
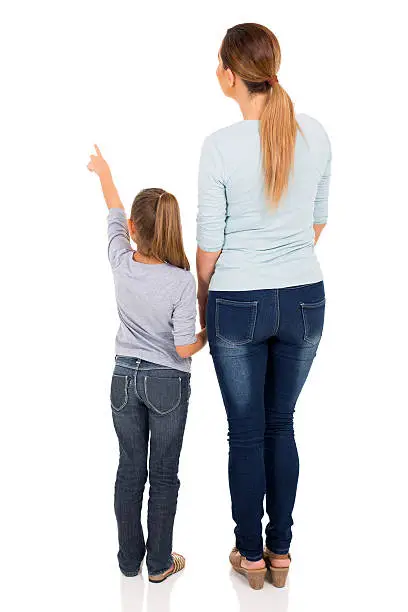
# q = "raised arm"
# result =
<box><xmin>87</xmin><ymin>145</ymin><xmax>124</xmax><ymax>210</ymax></box>
<box><xmin>88</xmin><ymin>145</ymin><xmax>132</xmax><ymax>267</ymax></box>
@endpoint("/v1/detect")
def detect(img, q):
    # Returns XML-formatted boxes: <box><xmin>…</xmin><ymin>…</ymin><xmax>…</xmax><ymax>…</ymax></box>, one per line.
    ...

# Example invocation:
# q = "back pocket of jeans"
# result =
<box><xmin>300</xmin><ymin>298</ymin><xmax>326</xmax><ymax>345</ymax></box>
<box><xmin>215</xmin><ymin>298</ymin><xmax>258</xmax><ymax>345</ymax></box>
<box><xmin>110</xmin><ymin>375</ymin><xmax>130</xmax><ymax>412</ymax></box>
<box><xmin>144</xmin><ymin>376</ymin><xmax>182</xmax><ymax>416</ymax></box>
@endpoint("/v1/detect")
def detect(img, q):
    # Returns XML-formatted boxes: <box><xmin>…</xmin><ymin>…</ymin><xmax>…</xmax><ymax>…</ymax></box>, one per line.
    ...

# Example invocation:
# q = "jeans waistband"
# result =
<box><xmin>115</xmin><ymin>355</ymin><xmax>188</xmax><ymax>374</ymax></box>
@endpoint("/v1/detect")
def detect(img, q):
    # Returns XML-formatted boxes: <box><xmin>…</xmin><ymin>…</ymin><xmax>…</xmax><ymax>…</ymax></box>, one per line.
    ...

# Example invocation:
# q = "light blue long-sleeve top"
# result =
<box><xmin>197</xmin><ymin>114</ymin><xmax>331</xmax><ymax>291</ymax></box>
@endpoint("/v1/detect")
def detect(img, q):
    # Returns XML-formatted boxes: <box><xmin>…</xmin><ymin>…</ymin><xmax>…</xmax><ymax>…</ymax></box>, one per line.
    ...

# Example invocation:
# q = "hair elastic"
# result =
<box><xmin>267</xmin><ymin>75</ymin><xmax>279</xmax><ymax>86</ymax></box>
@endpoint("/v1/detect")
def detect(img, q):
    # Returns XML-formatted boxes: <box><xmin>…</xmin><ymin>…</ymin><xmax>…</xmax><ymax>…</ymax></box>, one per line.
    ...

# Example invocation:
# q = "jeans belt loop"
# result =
<box><xmin>133</xmin><ymin>359</ymin><xmax>142</xmax><ymax>400</ymax></box>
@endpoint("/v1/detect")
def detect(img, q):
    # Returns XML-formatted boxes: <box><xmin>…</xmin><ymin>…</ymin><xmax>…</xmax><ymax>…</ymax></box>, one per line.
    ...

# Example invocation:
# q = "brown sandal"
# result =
<box><xmin>264</xmin><ymin>547</ymin><xmax>291</xmax><ymax>588</ymax></box>
<box><xmin>229</xmin><ymin>547</ymin><xmax>267</xmax><ymax>590</ymax></box>
<box><xmin>148</xmin><ymin>552</ymin><xmax>185</xmax><ymax>583</ymax></box>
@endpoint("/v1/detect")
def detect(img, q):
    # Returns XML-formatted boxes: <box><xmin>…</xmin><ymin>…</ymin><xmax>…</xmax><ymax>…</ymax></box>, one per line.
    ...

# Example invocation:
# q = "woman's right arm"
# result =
<box><xmin>196</xmin><ymin>135</ymin><xmax>227</xmax><ymax>326</ymax></box>
<box><xmin>196</xmin><ymin>247</ymin><xmax>221</xmax><ymax>328</ymax></box>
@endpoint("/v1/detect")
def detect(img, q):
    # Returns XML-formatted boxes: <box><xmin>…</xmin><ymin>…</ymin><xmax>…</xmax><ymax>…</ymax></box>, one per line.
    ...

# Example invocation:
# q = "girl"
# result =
<box><xmin>197</xmin><ymin>24</ymin><xmax>331</xmax><ymax>589</ymax></box>
<box><xmin>87</xmin><ymin>145</ymin><xmax>207</xmax><ymax>583</ymax></box>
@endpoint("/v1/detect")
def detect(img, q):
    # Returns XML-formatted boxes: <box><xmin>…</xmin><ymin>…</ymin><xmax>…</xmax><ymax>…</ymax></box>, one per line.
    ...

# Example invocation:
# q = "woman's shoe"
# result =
<box><xmin>229</xmin><ymin>547</ymin><xmax>267</xmax><ymax>590</ymax></box>
<box><xmin>264</xmin><ymin>547</ymin><xmax>291</xmax><ymax>588</ymax></box>
<box><xmin>148</xmin><ymin>552</ymin><xmax>185</xmax><ymax>584</ymax></box>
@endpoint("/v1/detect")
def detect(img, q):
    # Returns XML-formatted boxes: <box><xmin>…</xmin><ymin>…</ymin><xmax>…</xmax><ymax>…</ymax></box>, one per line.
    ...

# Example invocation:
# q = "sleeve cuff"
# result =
<box><xmin>108</xmin><ymin>207</ymin><xmax>126</xmax><ymax>219</ymax></box>
<box><xmin>174</xmin><ymin>334</ymin><xmax>198</xmax><ymax>347</ymax></box>
<box><xmin>197</xmin><ymin>242</ymin><xmax>223</xmax><ymax>252</ymax></box>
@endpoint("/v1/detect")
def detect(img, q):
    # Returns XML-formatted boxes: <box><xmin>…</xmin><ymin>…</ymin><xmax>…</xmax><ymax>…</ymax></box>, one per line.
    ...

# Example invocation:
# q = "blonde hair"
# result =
<box><xmin>220</xmin><ymin>23</ymin><xmax>298</xmax><ymax>205</ymax></box>
<box><xmin>131</xmin><ymin>188</ymin><xmax>190</xmax><ymax>270</ymax></box>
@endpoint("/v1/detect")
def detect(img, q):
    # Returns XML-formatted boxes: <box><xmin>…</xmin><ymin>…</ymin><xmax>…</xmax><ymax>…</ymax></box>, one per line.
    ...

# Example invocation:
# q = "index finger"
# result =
<box><xmin>94</xmin><ymin>144</ymin><xmax>103</xmax><ymax>157</ymax></box>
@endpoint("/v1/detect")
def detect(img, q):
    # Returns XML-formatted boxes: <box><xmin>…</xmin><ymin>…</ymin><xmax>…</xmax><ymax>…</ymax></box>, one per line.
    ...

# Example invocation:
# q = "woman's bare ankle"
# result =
<box><xmin>268</xmin><ymin>552</ymin><xmax>290</xmax><ymax>568</ymax></box>
<box><xmin>241</xmin><ymin>558</ymin><xmax>265</xmax><ymax>570</ymax></box>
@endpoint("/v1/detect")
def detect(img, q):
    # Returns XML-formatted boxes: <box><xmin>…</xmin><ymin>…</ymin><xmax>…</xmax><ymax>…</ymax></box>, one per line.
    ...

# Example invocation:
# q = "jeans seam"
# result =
<box><xmin>138</xmin><ymin>366</ymin><xmax>177</xmax><ymax>371</ymax></box>
<box><xmin>273</xmin><ymin>288</ymin><xmax>280</xmax><ymax>336</ymax></box>
<box><xmin>134</xmin><ymin>360</ymin><xmax>143</xmax><ymax>402</ymax></box>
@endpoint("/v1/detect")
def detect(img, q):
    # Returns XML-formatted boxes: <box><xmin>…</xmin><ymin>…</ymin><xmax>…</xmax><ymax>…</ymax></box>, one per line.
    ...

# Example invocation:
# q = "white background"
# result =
<box><xmin>1</xmin><ymin>1</ymin><xmax>407</xmax><ymax>611</ymax></box>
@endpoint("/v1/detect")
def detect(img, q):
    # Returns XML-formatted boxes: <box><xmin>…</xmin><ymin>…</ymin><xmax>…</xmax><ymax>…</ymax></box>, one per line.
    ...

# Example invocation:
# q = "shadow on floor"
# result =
<box><xmin>120</xmin><ymin>569</ymin><xmax>177</xmax><ymax>612</ymax></box>
<box><xmin>230</xmin><ymin>568</ymin><xmax>289</xmax><ymax>612</ymax></box>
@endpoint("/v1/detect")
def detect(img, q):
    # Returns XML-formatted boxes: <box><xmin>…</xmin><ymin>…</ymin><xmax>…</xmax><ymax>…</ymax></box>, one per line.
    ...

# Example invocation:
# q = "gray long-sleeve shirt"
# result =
<box><xmin>108</xmin><ymin>208</ymin><xmax>197</xmax><ymax>372</ymax></box>
<box><xmin>197</xmin><ymin>114</ymin><xmax>331</xmax><ymax>291</ymax></box>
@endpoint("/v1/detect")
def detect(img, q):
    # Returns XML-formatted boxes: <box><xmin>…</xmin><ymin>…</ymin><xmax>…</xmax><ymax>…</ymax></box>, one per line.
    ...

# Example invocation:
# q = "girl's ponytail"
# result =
<box><xmin>151</xmin><ymin>192</ymin><xmax>190</xmax><ymax>270</ymax></box>
<box><xmin>260</xmin><ymin>81</ymin><xmax>297</xmax><ymax>204</ymax></box>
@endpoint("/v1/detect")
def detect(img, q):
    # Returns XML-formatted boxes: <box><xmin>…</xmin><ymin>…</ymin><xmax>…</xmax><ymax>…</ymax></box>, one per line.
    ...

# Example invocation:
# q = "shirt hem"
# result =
<box><xmin>115</xmin><ymin>346</ymin><xmax>191</xmax><ymax>372</ymax></box>
<box><xmin>208</xmin><ymin>272</ymin><xmax>324</xmax><ymax>292</ymax></box>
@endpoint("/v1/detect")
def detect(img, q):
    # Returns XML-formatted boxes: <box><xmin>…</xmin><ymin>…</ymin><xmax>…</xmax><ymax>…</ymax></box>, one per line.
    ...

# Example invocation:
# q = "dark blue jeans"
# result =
<box><xmin>207</xmin><ymin>281</ymin><xmax>325</xmax><ymax>561</ymax></box>
<box><xmin>110</xmin><ymin>357</ymin><xmax>190</xmax><ymax>576</ymax></box>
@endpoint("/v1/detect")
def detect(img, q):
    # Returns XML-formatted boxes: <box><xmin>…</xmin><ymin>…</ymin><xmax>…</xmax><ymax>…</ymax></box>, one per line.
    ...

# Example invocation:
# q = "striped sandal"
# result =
<box><xmin>229</xmin><ymin>547</ymin><xmax>267</xmax><ymax>590</ymax></box>
<box><xmin>264</xmin><ymin>547</ymin><xmax>291</xmax><ymax>588</ymax></box>
<box><xmin>148</xmin><ymin>553</ymin><xmax>185</xmax><ymax>584</ymax></box>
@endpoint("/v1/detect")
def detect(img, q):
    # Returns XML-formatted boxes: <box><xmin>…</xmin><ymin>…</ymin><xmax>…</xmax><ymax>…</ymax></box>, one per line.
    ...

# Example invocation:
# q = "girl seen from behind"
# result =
<box><xmin>87</xmin><ymin>146</ymin><xmax>207</xmax><ymax>583</ymax></box>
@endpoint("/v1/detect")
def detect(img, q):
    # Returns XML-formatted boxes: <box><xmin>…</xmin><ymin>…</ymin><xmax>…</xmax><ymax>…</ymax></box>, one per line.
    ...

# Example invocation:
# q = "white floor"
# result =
<box><xmin>3</xmin><ymin>343</ymin><xmax>406</xmax><ymax>611</ymax></box>
<box><xmin>3</xmin><ymin>2</ymin><xmax>408</xmax><ymax>609</ymax></box>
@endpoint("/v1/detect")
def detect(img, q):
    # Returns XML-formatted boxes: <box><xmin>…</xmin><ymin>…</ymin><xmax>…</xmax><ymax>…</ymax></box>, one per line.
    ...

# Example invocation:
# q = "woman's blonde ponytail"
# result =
<box><xmin>220</xmin><ymin>23</ymin><xmax>299</xmax><ymax>205</ymax></box>
<box><xmin>260</xmin><ymin>81</ymin><xmax>298</xmax><ymax>204</ymax></box>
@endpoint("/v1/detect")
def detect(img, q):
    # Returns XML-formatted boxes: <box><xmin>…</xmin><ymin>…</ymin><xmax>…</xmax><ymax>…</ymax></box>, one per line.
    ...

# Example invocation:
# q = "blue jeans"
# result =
<box><xmin>110</xmin><ymin>357</ymin><xmax>190</xmax><ymax>576</ymax></box>
<box><xmin>207</xmin><ymin>281</ymin><xmax>325</xmax><ymax>561</ymax></box>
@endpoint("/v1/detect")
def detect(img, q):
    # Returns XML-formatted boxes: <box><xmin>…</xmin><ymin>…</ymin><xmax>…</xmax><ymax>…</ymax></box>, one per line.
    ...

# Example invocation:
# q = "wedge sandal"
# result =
<box><xmin>148</xmin><ymin>552</ymin><xmax>185</xmax><ymax>584</ymax></box>
<box><xmin>264</xmin><ymin>547</ymin><xmax>291</xmax><ymax>588</ymax></box>
<box><xmin>229</xmin><ymin>547</ymin><xmax>267</xmax><ymax>590</ymax></box>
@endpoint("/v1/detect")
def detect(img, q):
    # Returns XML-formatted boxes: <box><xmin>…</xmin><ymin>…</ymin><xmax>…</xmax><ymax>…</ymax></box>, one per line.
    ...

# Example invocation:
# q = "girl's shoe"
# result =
<box><xmin>229</xmin><ymin>547</ymin><xmax>267</xmax><ymax>590</ymax></box>
<box><xmin>263</xmin><ymin>547</ymin><xmax>291</xmax><ymax>588</ymax></box>
<box><xmin>148</xmin><ymin>553</ymin><xmax>185</xmax><ymax>584</ymax></box>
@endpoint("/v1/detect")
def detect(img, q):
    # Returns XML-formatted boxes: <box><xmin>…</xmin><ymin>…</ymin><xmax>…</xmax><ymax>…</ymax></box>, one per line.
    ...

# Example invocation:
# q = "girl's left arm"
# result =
<box><xmin>87</xmin><ymin>145</ymin><xmax>124</xmax><ymax>211</ymax></box>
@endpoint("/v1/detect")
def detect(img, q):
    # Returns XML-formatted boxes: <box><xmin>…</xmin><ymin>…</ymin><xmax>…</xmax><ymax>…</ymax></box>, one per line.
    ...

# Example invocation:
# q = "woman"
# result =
<box><xmin>196</xmin><ymin>23</ymin><xmax>331</xmax><ymax>590</ymax></box>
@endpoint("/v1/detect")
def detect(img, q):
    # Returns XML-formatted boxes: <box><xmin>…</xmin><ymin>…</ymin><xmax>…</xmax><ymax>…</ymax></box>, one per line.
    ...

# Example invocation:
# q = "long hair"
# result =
<box><xmin>130</xmin><ymin>188</ymin><xmax>190</xmax><ymax>270</ymax></box>
<box><xmin>220</xmin><ymin>23</ymin><xmax>298</xmax><ymax>205</ymax></box>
